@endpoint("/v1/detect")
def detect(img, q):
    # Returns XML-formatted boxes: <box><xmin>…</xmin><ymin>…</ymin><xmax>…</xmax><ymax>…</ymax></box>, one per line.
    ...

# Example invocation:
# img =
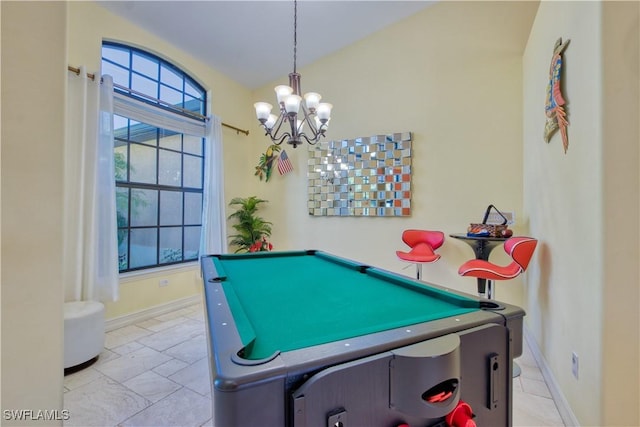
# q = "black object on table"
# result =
<box><xmin>450</xmin><ymin>233</ymin><xmax>509</xmax><ymax>295</ymax></box>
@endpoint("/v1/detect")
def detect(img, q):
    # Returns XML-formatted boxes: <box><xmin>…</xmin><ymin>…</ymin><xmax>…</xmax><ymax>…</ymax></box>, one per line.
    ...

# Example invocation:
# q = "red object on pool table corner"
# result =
<box><xmin>446</xmin><ymin>400</ymin><xmax>476</xmax><ymax>427</ymax></box>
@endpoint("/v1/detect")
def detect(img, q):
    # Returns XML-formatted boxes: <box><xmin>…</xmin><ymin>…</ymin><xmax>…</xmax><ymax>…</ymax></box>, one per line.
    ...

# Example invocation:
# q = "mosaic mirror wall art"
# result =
<box><xmin>307</xmin><ymin>132</ymin><xmax>412</xmax><ymax>217</ymax></box>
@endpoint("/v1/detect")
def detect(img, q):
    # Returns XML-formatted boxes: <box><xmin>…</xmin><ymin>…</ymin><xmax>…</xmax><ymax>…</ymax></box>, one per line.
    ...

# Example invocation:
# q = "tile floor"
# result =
<box><xmin>64</xmin><ymin>301</ymin><xmax>565</xmax><ymax>426</ymax></box>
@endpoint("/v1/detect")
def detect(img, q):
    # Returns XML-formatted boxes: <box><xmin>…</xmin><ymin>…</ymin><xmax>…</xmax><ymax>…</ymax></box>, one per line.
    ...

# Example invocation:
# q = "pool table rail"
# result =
<box><xmin>201</xmin><ymin>252</ymin><xmax>524</xmax><ymax>390</ymax></box>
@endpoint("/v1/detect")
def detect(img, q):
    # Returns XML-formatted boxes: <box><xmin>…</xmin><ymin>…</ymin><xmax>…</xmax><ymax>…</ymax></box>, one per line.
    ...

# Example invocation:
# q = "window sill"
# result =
<box><xmin>119</xmin><ymin>261</ymin><xmax>200</xmax><ymax>284</ymax></box>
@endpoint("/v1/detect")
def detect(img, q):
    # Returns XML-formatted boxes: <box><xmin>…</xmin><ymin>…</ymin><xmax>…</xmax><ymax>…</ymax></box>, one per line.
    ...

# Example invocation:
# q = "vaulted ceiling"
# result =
<box><xmin>96</xmin><ymin>1</ymin><xmax>438</xmax><ymax>89</ymax></box>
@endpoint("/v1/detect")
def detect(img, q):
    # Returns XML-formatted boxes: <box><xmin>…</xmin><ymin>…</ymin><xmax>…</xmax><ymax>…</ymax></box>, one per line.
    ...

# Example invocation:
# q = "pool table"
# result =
<box><xmin>201</xmin><ymin>250</ymin><xmax>525</xmax><ymax>427</ymax></box>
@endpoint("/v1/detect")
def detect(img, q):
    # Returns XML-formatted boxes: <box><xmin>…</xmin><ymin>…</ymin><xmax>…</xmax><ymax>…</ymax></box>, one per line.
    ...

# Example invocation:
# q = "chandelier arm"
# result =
<box><xmin>298</xmin><ymin>131</ymin><xmax>322</xmax><ymax>145</ymax></box>
<box><xmin>306</xmin><ymin>114</ymin><xmax>320</xmax><ymax>136</ymax></box>
<box><xmin>309</xmin><ymin>119</ymin><xmax>320</xmax><ymax>135</ymax></box>
<box><xmin>298</xmin><ymin>132</ymin><xmax>313</xmax><ymax>144</ymax></box>
<box><xmin>298</xmin><ymin>104</ymin><xmax>321</xmax><ymax>138</ymax></box>
<box><xmin>297</xmin><ymin>113</ymin><xmax>312</xmax><ymax>134</ymax></box>
<box><xmin>298</xmin><ymin>121</ymin><xmax>320</xmax><ymax>142</ymax></box>
<box><xmin>269</xmin><ymin>112</ymin><xmax>288</xmax><ymax>139</ymax></box>
<box><xmin>299</xmin><ymin>104</ymin><xmax>312</xmax><ymax>126</ymax></box>
<box><xmin>299</xmin><ymin>101</ymin><xmax>309</xmax><ymax>116</ymax></box>
<box><xmin>273</xmin><ymin>132</ymin><xmax>292</xmax><ymax>146</ymax></box>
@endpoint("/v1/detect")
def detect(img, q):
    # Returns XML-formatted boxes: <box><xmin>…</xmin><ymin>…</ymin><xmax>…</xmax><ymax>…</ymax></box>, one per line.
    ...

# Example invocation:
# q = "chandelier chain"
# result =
<box><xmin>293</xmin><ymin>0</ymin><xmax>297</xmax><ymax>74</ymax></box>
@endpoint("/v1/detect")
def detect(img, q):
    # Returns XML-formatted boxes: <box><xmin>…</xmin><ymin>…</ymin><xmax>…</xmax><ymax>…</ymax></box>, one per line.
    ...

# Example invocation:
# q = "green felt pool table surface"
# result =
<box><xmin>208</xmin><ymin>250</ymin><xmax>481</xmax><ymax>360</ymax></box>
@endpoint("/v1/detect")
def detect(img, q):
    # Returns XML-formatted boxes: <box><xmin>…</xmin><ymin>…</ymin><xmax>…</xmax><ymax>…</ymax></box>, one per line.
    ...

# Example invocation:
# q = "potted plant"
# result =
<box><xmin>227</xmin><ymin>196</ymin><xmax>273</xmax><ymax>253</ymax></box>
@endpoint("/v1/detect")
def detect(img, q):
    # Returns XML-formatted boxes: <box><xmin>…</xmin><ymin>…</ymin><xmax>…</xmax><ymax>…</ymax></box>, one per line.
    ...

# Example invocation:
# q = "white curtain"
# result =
<box><xmin>200</xmin><ymin>115</ymin><xmax>227</xmax><ymax>256</ymax></box>
<box><xmin>64</xmin><ymin>68</ymin><xmax>119</xmax><ymax>302</ymax></box>
<box><xmin>111</xmin><ymin>91</ymin><xmax>226</xmax><ymax>259</ymax></box>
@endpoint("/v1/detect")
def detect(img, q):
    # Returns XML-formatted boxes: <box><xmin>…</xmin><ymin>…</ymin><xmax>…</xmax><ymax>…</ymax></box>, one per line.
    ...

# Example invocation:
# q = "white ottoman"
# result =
<box><xmin>64</xmin><ymin>301</ymin><xmax>105</xmax><ymax>370</ymax></box>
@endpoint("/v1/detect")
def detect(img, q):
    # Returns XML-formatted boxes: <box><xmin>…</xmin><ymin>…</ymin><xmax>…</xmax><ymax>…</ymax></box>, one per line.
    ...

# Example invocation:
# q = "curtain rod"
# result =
<box><xmin>67</xmin><ymin>66</ymin><xmax>249</xmax><ymax>136</ymax></box>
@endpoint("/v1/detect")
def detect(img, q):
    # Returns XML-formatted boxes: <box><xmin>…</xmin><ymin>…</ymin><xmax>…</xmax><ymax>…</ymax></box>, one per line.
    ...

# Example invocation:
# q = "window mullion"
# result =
<box><xmin>155</xmin><ymin>127</ymin><xmax>161</xmax><ymax>266</ymax></box>
<box><xmin>126</xmin><ymin>187</ymin><xmax>132</xmax><ymax>271</ymax></box>
<box><xmin>156</xmin><ymin>188</ymin><xmax>161</xmax><ymax>266</ymax></box>
<box><xmin>181</xmin><ymin>133</ymin><xmax>186</xmax><ymax>262</ymax></box>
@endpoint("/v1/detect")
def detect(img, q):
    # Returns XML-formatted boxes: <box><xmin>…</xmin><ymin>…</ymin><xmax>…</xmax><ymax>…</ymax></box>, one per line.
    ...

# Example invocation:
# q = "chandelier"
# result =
<box><xmin>253</xmin><ymin>0</ymin><xmax>333</xmax><ymax>148</ymax></box>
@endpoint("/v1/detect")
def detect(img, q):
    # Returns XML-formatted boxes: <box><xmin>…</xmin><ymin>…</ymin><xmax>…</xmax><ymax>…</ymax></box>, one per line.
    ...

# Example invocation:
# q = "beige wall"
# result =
<box><xmin>523</xmin><ymin>1</ymin><xmax>639</xmax><ymax>425</ymax></box>
<box><xmin>1</xmin><ymin>2</ymin><xmax>67</xmax><ymax>423</ymax></box>
<box><xmin>3</xmin><ymin>1</ymin><xmax>637</xmax><ymax>425</ymax></box>
<box><xmin>107</xmin><ymin>266</ymin><xmax>202</xmax><ymax>320</ymax></box>
<box><xmin>600</xmin><ymin>1</ymin><xmax>639</xmax><ymax>424</ymax></box>
<box><xmin>66</xmin><ymin>1</ymin><xmax>255</xmax><ymax>320</ymax></box>
<box><xmin>248</xmin><ymin>1</ymin><xmax>539</xmax><ymax>305</ymax></box>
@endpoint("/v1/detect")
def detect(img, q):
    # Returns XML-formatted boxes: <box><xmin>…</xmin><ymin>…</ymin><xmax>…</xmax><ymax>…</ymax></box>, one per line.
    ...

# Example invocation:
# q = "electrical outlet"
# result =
<box><xmin>571</xmin><ymin>352</ymin><xmax>579</xmax><ymax>379</ymax></box>
<box><xmin>159</xmin><ymin>279</ymin><xmax>169</xmax><ymax>287</ymax></box>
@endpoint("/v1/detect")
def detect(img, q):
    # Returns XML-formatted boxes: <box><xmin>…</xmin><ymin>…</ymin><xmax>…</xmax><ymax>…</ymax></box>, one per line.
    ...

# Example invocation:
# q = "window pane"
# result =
<box><xmin>130</xmin><ymin>228</ymin><xmax>157</xmax><ymax>269</ymax></box>
<box><xmin>160</xmin><ymin>64</ymin><xmax>182</xmax><ymax>90</ymax></box>
<box><xmin>130</xmin><ymin>144</ymin><xmax>157</xmax><ymax>184</ymax></box>
<box><xmin>160</xmin><ymin>191</ymin><xmax>183</xmax><ymax>226</ymax></box>
<box><xmin>103</xmin><ymin>46</ymin><xmax>130</xmax><ymax>67</ymax></box>
<box><xmin>159</xmin><ymin>149</ymin><xmax>182</xmax><ymax>186</ymax></box>
<box><xmin>130</xmin><ymin>189</ymin><xmax>158</xmax><ymax>227</ymax></box>
<box><xmin>160</xmin><ymin>227</ymin><xmax>182</xmax><ymax>263</ymax></box>
<box><xmin>184</xmin><ymin>95</ymin><xmax>204</xmax><ymax>115</ymax></box>
<box><xmin>132</xmin><ymin>52</ymin><xmax>158</xmax><ymax>79</ymax></box>
<box><xmin>159</xmin><ymin>130</ymin><xmax>181</xmax><ymax>151</ymax></box>
<box><xmin>102</xmin><ymin>42</ymin><xmax>206</xmax><ymax>115</ymax></box>
<box><xmin>160</xmin><ymin>84</ymin><xmax>182</xmax><ymax>109</ymax></box>
<box><xmin>184</xmin><ymin>192</ymin><xmax>202</xmax><ymax>225</ymax></box>
<box><xmin>102</xmin><ymin>62</ymin><xmax>130</xmax><ymax>88</ymax></box>
<box><xmin>185</xmin><ymin>80</ymin><xmax>201</xmax><ymax>98</ymax></box>
<box><xmin>183</xmin><ymin>135</ymin><xmax>203</xmax><ymax>156</ymax></box>
<box><xmin>129</xmin><ymin>121</ymin><xmax>157</xmax><ymax>145</ymax></box>
<box><xmin>118</xmin><ymin>230</ymin><xmax>128</xmax><ymax>271</ymax></box>
<box><xmin>116</xmin><ymin>187</ymin><xmax>129</xmax><ymax>227</ymax></box>
<box><xmin>114</xmin><ymin>145</ymin><xmax>128</xmax><ymax>181</ymax></box>
<box><xmin>183</xmin><ymin>155</ymin><xmax>202</xmax><ymax>189</ymax></box>
<box><xmin>132</xmin><ymin>73</ymin><xmax>158</xmax><ymax>99</ymax></box>
<box><xmin>184</xmin><ymin>226</ymin><xmax>201</xmax><ymax>260</ymax></box>
<box><xmin>114</xmin><ymin>115</ymin><xmax>129</xmax><ymax>138</ymax></box>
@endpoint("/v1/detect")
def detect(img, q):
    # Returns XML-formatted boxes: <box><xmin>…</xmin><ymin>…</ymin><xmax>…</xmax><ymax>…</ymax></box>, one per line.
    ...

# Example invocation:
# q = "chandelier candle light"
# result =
<box><xmin>254</xmin><ymin>0</ymin><xmax>333</xmax><ymax>148</ymax></box>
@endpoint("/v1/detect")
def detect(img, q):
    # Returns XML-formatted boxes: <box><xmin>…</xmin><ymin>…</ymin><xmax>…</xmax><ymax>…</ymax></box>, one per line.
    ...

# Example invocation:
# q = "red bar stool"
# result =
<box><xmin>458</xmin><ymin>236</ymin><xmax>537</xmax><ymax>299</ymax></box>
<box><xmin>396</xmin><ymin>230</ymin><xmax>444</xmax><ymax>280</ymax></box>
<box><xmin>458</xmin><ymin>236</ymin><xmax>537</xmax><ymax>378</ymax></box>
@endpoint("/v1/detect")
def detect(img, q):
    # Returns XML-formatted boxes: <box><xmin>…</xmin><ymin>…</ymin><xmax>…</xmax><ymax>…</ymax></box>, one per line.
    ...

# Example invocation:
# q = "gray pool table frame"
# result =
<box><xmin>201</xmin><ymin>255</ymin><xmax>524</xmax><ymax>427</ymax></box>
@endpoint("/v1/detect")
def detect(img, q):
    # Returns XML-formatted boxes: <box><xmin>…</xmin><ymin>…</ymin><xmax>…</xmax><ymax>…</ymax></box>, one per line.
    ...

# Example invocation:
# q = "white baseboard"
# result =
<box><xmin>105</xmin><ymin>294</ymin><xmax>202</xmax><ymax>332</ymax></box>
<box><xmin>523</xmin><ymin>327</ymin><xmax>581</xmax><ymax>426</ymax></box>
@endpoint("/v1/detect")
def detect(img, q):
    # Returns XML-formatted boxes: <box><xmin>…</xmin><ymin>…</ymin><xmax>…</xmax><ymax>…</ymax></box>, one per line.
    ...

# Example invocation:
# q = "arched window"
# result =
<box><xmin>102</xmin><ymin>42</ymin><xmax>207</xmax><ymax>272</ymax></box>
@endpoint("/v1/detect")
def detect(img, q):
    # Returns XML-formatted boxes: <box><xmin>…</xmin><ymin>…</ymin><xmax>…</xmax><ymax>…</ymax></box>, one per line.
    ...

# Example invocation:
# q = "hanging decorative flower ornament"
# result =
<box><xmin>544</xmin><ymin>37</ymin><xmax>571</xmax><ymax>153</ymax></box>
